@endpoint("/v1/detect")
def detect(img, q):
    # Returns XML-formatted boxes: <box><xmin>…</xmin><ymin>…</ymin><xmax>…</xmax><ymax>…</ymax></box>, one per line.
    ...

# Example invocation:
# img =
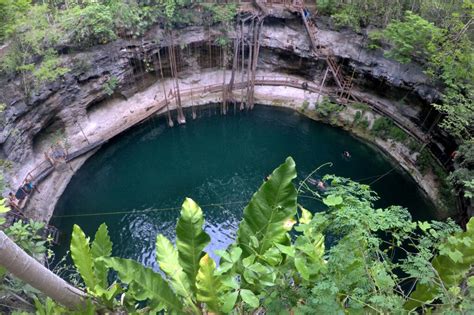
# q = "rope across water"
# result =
<box><xmin>52</xmin><ymin>166</ymin><xmax>397</xmax><ymax>219</ymax></box>
<box><xmin>52</xmin><ymin>200</ymin><xmax>249</xmax><ymax>218</ymax></box>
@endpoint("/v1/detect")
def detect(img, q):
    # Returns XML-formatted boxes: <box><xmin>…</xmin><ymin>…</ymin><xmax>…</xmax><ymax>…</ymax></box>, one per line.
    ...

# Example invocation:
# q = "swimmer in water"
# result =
<box><xmin>317</xmin><ymin>180</ymin><xmax>326</xmax><ymax>190</ymax></box>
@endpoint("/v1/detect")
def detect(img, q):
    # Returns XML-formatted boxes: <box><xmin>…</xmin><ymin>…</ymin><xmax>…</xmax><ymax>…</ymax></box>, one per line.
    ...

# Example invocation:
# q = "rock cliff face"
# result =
<box><xmin>0</xmin><ymin>12</ymin><xmax>446</xmax><ymax>192</ymax></box>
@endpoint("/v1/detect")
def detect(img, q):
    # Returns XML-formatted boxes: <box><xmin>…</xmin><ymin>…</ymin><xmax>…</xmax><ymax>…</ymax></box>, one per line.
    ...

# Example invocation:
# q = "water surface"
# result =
<box><xmin>53</xmin><ymin>105</ymin><xmax>434</xmax><ymax>268</ymax></box>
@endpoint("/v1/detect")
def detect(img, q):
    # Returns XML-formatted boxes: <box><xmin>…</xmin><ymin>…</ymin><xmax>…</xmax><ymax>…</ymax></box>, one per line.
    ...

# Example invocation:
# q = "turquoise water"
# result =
<box><xmin>52</xmin><ymin>105</ymin><xmax>435</xmax><ymax>268</ymax></box>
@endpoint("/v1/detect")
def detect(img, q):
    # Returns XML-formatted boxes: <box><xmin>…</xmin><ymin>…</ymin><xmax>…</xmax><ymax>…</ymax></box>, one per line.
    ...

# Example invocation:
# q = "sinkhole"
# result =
<box><xmin>52</xmin><ymin>105</ymin><xmax>435</xmax><ymax>269</ymax></box>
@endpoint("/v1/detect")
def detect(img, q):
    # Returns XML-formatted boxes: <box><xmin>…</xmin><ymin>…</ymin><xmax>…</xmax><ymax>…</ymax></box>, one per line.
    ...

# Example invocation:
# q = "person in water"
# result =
<box><xmin>343</xmin><ymin>151</ymin><xmax>351</xmax><ymax>159</ymax></box>
<box><xmin>317</xmin><ymin>179</ymin><xmax>326</xmax><ymax>190</ymax></box>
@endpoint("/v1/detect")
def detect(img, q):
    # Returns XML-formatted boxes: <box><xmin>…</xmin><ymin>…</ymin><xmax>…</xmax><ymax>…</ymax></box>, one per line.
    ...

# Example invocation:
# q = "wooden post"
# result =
<box><xmin>318</xmin><ymin>67</ymin><xmax>329</xmax><ymax>103</ymax></box>
<box><xmin>75</xmin><ymin>120</ymin><xmax>90</xmax><ymax>145</ymax></box>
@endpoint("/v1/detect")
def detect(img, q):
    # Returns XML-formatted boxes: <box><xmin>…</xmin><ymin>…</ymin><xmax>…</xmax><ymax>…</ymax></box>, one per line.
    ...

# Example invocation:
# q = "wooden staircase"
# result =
<box><xmin>300</xmin><ymin>7</ymin><xmax>359</xmax><ymax>102</ymax></box>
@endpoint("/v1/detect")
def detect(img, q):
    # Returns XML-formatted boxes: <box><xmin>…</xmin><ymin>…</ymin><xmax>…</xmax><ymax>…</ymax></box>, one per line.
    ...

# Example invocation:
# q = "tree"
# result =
<box><xmin>0</xmin><ymin>0</ymin><xmax>31</xmax><ymax>43</ymax></box>
<box><xmin>381</xmin><ymin>11</ymin><xmax>443</xmax><ymax>63</ymax></box>
<box><xmin>0</xmin><ymin>231</ymin><xmax>87</xmax><ymax>309</ymax></box>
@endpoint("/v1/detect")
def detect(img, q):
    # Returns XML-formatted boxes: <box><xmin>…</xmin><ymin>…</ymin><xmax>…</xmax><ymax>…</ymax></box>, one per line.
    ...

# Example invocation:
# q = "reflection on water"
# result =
<box><xmin>53</xmin><ymin>105</ymin><xmax>435</xmax><ymax>270</ymax></box>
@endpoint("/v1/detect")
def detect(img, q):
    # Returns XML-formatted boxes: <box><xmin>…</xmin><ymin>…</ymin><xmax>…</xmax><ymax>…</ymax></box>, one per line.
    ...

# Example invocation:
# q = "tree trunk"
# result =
<box><xmin>0</xmin><ymin>231</ymin><xmax>87</xmax><ymax>310</ymax></box>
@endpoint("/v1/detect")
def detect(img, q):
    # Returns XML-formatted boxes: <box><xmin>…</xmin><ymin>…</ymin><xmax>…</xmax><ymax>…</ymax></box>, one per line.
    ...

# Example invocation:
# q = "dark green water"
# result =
<box><xmin>53</xmin><ymin>105</ymin><xmax>434</xmax><ymax>268</ymax></box>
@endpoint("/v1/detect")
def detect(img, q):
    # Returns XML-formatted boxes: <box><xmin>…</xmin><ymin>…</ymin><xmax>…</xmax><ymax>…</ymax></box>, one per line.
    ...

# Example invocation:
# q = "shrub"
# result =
<box><xmin>60</xmin><ymin>4</ymin><xmax>116</xmax><ymax>47</ymax></box>
<box><xmin>449</xmin><ymin>141</ymin><xmax>474</xmax><ymax>201</ymax></box>
<box><xmin>371</xmin><ymin>117</ymin><xmax>407</xmax><ymax>142</ymax></box>
<box><xmin>103</xmin><ymin>76</ymin><xmax>119</xmax><ymax>96</ymax></box>
<box><xmin>382</xmin><ymin>11</ymin><xmax>443</xmax><ymax>63</ymax></box>
<box><xmin>109</xmin><ymin>2</ymin><xmax>155</xmax><ymax>38</ymax></box>
<box><xmin>0</xmin><ymin>0</ymin><xmax>31</xmax><ymax>43</ymax></box>
<box><xmin>332</xmin><ymin>5</ymin><xmax>361</xmax><ymax>31</ymax></box>
<box><xmin>33</xmin><ymin>50</ymin><xmax>69</xmax><ymax>85</ymax></box>
<box><xmin>315</xmin><ymin>98</ymin><xmax>342</xmax><ymax>117</ymax></box>
<box><xmin>354</xmin><ymin>110</ymin><xmax>362</xmax><ymax>121</ymax></box>
<box><xmin>352</xmin><ymin>110</ymin><xmax>369</xmax><ymax>130</ymax></box>
<box><xmin>301</xmin><ymin>100</ymin><xmax>310</xmax><ymax>112</ymax></box>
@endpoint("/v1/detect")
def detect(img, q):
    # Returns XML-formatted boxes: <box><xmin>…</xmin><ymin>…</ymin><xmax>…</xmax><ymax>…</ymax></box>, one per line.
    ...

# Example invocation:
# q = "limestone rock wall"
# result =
<box><xmin>0</xmin><ymin>14</ymin><xmax>446</xmax><ymax>191</ymax></box>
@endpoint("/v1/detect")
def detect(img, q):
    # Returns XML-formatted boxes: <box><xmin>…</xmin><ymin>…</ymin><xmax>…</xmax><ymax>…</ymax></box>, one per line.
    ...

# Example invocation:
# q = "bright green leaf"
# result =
<box><xmin>176</xmin><ymin>198</ymin><xmax>211</xmax><ymax>294</ymax></box>
<box><xmin>240</xmin><ymin>289</ymin><xmax>259</xmax><ymax>308</ymax></box>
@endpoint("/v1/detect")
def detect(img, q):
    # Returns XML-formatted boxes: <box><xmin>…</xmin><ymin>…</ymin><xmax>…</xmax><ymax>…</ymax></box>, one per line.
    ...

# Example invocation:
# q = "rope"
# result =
<box><xmin>52</xmin><ymin>200</ymin><xmax>249</xmax><ymax>219</ymax></box>
<box><xmin>53</xmin><ymin>167</ymin><xmax>400</xmax><ymax>220</ymax></box>
<box><xmin>368</xmin><ymin>168</ymin><xmax>396</xmax><ymax>185</ymax></box>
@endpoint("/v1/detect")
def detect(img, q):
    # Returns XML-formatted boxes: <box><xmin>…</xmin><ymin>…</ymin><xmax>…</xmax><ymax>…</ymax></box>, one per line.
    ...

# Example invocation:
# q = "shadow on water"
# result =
<box><xmin>52</xmin><ymin>104</ymin><xmax>436</xmax><ymax>269</ymax></box>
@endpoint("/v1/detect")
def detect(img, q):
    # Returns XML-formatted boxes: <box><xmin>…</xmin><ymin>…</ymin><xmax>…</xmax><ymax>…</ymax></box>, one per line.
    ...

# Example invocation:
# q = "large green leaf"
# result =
<box><xmin>406</xmin><ymin>218</ymin><xmax>474</xmax><ymax>310</ymax></box>
<box><xmin>70</xmin><ymin>224</ymin><xmax>96</xmax><ymax>291</ymax></box>
<box><xmin>237</xmin><ymin>157</ymin><xmax>297</xmax><ymax>257</ymax></box>
<box><xmin>240</xmin><ymin>289</ymin><xmax>259</xmax><ymax>308</ymax></box>
<box><xmin>196</xmin><ymin>254</ymin><xmax>224</xmax><ymax>313</ymax></box>
<box><xmin>156</xmin><ymin>234</ymin><xmax>193</xmax><ymax>301</ymax></box>
<box><xmin>0</xmin><ymin>199</ymin><xmax>9</xmax><ymax>214</ymax></box>
<box><xmin>176</xmin><ymin>197</ymin><xmax>211</xmax><ymax>293</ymax></box>
<box><xmin>0</xmin><ymin>199</ymin><xmax>9</xmax><ymax>225</ymax></box>
<box><xmin>90</xmin><ymin>223</ymin><xmax>112</xmax><ymax>288</ymax></box>
<box><xmin>220</xmin><ymin>291</ymin><xmax>239</xmax><ymax>313</ymax></box>
<box><xmin>103</xmin><ymin>257</ymin><xmax>183</xmax><ymax>313</ymax></box>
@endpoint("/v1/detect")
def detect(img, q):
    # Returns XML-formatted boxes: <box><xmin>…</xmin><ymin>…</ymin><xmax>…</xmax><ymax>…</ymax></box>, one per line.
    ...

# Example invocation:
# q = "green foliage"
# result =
<box><xmin>371</xmin><ymin>116</ymin><xmax>408</xmax><ymax>141</ymax></box>
<box><xmin>5</xmin><ymin>221</ymin><xmax>49</xmax><ymax>259</ymax></box>
<box><xmin>449</xmin><ymin>141</ymin><xmax>474</xmax><ymax>201</ymax></box>
<box><xmin>90</xmin><ymin>223</ymin><xmax>112</xmax><ymax>288</ymax></box>
<box><xmin>60</xmin><ymin>4</ymin><xmax>116</xmax><ymax>47</ymax></box>
<box><xmin>203</xmin><ymin>3</ymin><xmax>237</xmax><ymax>24</ymax></box>
<box><xmin>382</xmin><ymin>11</ymin><xmax>443</xmax><ymax>63</ymax></box>
<box><xmin>196</xmin><ymin>254</ymin><xmax>223</xmax><ymax>313</ymax></box>
<box><xmin>1</xmin><ymin>219</ymin><xmax>54</xmax><ymax>310</ymax></box>
<box><xmin>433</xmin><ymin>87</ymin><xmax>473</xmax><ymax>140</ymax></box>
<box><xmin>32</xmin><ymin>50</ymin><xmax>69</xmax><ymax>84</ymax></box>
<box><xmin>34</xmin><ymin>297</ymin><xmax>96</xmax><ymax>315</ymax></box>
<box><xmin>352</xmin><ymin>110</ymin><xmax>369</xmax><ymax>130</ymax></box>
<box><xmin>156</xmin><ymin>234</ymin><xmax>194</xmax><ymax>303</ymax></box>
<box><xmin>70</xmin><ymin>223</ymin><xmax>113</xmax><ymax>302</ymax></box>
<box><xmin>301</xmin><ymin>100</ymin><xmax>309</xmax><ymax>112</ymax></box>
<box><xmin>407</xmin><ymin>218</ymin><xmax>474</xmax><ymax>312</ymax></box>
<box><xmin>372</xmin><ymin>5</ymin><xmax>473</xmax><ymax>141</ymax></box>
<box><xmin>237</xmin><ymin>156</ymin><xmax>297</xmax><ymax>258</ymax></box>
<box><xmin>0</xmin><ymin>198</ymin><xmax>9</xmax><ymax>225</ymax></box>
<box><xmin>315</xmin><ymin>98</ymin><xmax>342</xmax><ymax>118</ymax></box>
<box><xmin>417</xmin><ymin>150</ymin><xmax>455</xmax><ymax>209</ymax></box>
<box><xmin>175</xmin><ymin>197</ymin><xmax>210</xmax><ymax>293</ymax></box>
<box><xmin>103</xmin><ymin>257</ymin><xmax>183</xmax><ymax>313</ymax></box>
<box><xmin>70</xmin><ymin>225</ymin><xmax>97</xmax><ymax>291</ymax></box>
<box><xmin>108</xmin><ymin>1</ymin><xmax>155</xmax><ymax>38</ymax></box>
<box><xmin>332</xmin><ymin>5</ymin><xmax>361</xmax><ymax>31</ymax></box>
<box><xmin>58</xmin><ymin>158</ymin><xmax>472</xmax><ymax>314</ymax></box>
<box><xmin>0</xmin><ymin>0</ymin><xmax>31</xmax><ymax>43</ymax></box>
<box><xmin>102</xmin><ymin>76</ymin><xmax>119</xmax><ymax>96</ymax></box>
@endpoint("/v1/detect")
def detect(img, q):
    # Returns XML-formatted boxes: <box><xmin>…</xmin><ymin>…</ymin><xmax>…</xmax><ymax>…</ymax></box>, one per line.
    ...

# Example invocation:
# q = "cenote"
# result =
<box><xmin>52</xmin><ymin>105</ymin><xmax>435</xmax><ymax>268</ymax></box>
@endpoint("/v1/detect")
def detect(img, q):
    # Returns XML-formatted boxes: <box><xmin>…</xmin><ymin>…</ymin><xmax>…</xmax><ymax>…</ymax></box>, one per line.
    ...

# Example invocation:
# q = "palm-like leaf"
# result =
<box><xmin>70</xmin><ymin>225</ymin><xmax>96</xmax><ymax>291</ymax></box>
<box><xmin>196</xmin><ymin>254</ymin><xmax>223</xmax><ymax>313</ymax></box>
<box><xmin>176</xmin><ymin>198</ymin><xmax>211</xmax><ymax>293</ymax></box>
<box><xmin>90</xmin><ymin>223</ymin><xmax>112</xmax><ymax>288</ymax></box>
<box><xmin>237</xmin><ymin>157</ymin><xmax>297</xmax><ymax>257</ymax></box>
<box><xmin>103</xmin><ymin>257</ymin><xmax>183</xmax><ymax>313</ymax></box>
<box><xmin>156</xmin><ymin>234</ymin><xmax>193</xmax><ymax>301</ymax></box>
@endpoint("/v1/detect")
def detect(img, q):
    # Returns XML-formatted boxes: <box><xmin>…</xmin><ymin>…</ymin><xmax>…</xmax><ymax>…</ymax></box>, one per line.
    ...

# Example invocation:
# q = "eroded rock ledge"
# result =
<box><xmin>0</xmin><ymin>11</ymin><xmax>455</xmax><ymax>222</ymax></box>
